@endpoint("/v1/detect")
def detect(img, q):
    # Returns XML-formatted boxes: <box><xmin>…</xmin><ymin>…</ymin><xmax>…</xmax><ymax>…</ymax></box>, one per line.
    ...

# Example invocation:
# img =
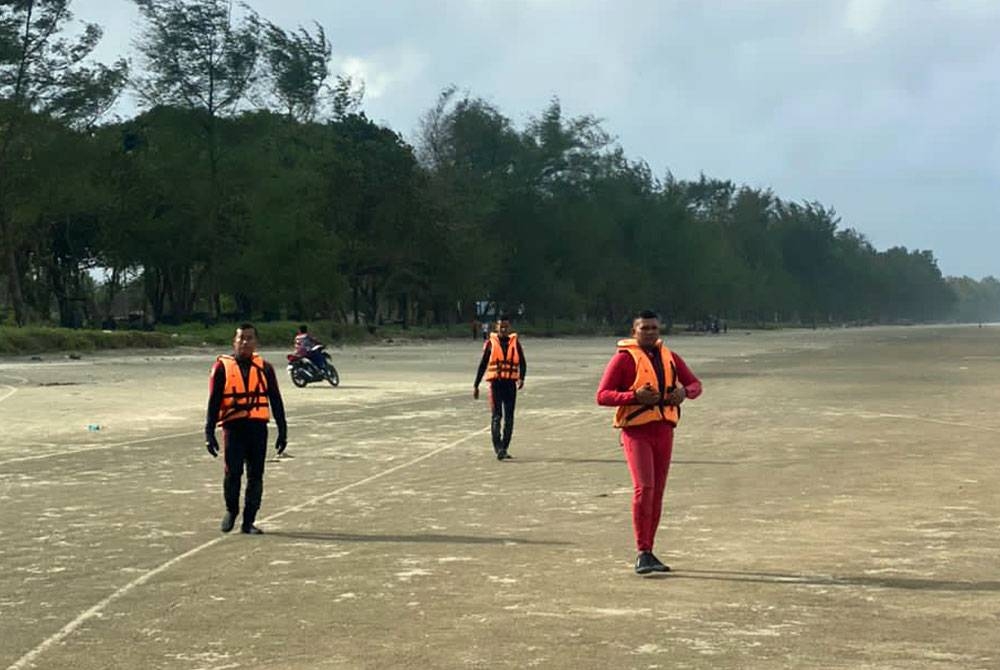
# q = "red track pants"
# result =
<box><xmin>621</xmin><ymin>422</ymin><xmax>674</xmax><ymax>552</ymax></box>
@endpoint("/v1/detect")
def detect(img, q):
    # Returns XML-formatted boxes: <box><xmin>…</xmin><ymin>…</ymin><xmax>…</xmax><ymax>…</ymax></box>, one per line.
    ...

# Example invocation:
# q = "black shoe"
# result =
<box><xmin>220</xmin><ymin>511</ymin><xmax>236</xmax><ymax>533</ymax></box>
<box><xmin>496</xmin><ymin>449</ymin><xmax>507</xmax><ymax>461</ymax></box>
<box><xmin>635</xmin><ymin>552</ymin><xmax>657</xmax><ymax>575</ymax></box>
<box><xmin>241</xmin><ymin>525</ymin><xmax>263</xmax><ymax>535</ymax></box>
<box><xmin>648</xmin><ymin>552</ymin><xmax>671</xmax><ymax>573</ymax></box>
<box><xmin>501</xmin><ymin>449</ymin><xmax>512</xmax><ymax>459</ymax></box>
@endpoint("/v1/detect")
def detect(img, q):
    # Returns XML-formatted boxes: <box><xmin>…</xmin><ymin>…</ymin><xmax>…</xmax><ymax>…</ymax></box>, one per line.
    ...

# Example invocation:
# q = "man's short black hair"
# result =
<box><xmin>237</xmin><ymin>322</ymin><xmax>257</xmax><ymax>335</ymax></box>
<box><xmin>635</xmin><ymin>310</ymin><xmax>659</xmax><ymax>321</ymax></box>
<box><xmin>299</xmin><ymin>324</ymin><xmax>309</xmax><ymax>333</ymax></box>
<box><xmin>497</xmin><ymin>314</ymin><xmax>513</xmax><ymax>322</ymax></box>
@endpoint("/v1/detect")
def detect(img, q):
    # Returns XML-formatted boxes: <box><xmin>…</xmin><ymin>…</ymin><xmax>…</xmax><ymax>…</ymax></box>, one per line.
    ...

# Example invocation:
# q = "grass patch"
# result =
<box><xmin>2</xmin><ymin>318</ymin><xmax>748</xmax><ymax>356</ymax></box>
<box><xmin>0</xmin><ymin>326</ymin><xmax>174</xmax><ymax>355</ymax></box>
<box><xmin>154</xmin><ymin>321</ymin><xmax>373</xmax><ymax>347</ymax></box>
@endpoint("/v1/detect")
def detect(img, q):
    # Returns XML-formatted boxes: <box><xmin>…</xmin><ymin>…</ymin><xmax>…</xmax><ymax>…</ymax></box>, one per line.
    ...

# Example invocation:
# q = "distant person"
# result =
<box><xmin>293</xmin><ymin>324</ymin><xmax>325</xmax><ymax>371</ymax></box>
<box><xmin>596</xmin><ymin>310</ymin><xmax>702</xmax><ymax>575</ymax></box>
<box><xmin>473</xmin><ymin>315</ymin><xmax>527</xmax><ymax>460</ymax></box>
<box><xmin>205</xmin><ymin>323</ymin><xmax>288</xmax><ymax>534</ymax></box>
<box><xmin>481</xmin><ymin>320</ymin><xmax>491</xmax><ymax>341</ymax></box>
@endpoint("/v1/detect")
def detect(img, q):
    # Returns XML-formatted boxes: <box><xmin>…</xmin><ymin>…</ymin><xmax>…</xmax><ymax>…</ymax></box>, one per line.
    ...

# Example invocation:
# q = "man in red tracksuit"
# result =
<box><xmin>596</xmin><ymin>310</ymin><xmax>702</xmax><ymax>575</ymax></box>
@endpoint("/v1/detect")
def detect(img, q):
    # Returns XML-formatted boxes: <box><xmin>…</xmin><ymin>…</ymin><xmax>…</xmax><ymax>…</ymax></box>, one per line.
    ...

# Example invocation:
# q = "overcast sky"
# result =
<box><xmin>73</xmin><ymin>0</ymin><xmax>1000</xmax><ymax>279</ymax></box>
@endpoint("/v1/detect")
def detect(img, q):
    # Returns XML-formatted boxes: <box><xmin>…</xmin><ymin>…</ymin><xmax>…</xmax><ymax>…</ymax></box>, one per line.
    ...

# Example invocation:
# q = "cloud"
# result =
<box><xmin>331</xmin><ymin>48</ymin><xmax>428</xmax><ymax>101</ymax></box>
<box><xmin>844</xmin><ymin>0</ymin><xmax>890</xmax><ymax>36</ymax></box>
<box><xmin>64</xmin><ymin>0</ymin><xmax>1000</xmax><ymax>277</ymax></box>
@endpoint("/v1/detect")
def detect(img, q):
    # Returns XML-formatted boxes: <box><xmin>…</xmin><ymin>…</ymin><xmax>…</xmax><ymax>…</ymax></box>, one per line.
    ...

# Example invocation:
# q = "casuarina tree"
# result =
<box><xmin>0</xmin><ymin>0</ymin><xmax>127</xmax><ymax>324</ymax></box>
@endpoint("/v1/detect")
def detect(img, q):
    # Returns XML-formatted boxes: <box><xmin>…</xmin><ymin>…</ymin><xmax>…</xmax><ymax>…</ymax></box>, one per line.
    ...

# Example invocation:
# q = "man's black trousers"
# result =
<box><xmin>489</xmin><ymin>380</ymin><xmax>518</xmax><ymax>454</ymax></box>
<box><xmin>222</xmin><ymin>420</ymin><xmax>268</xmax><ymax>528</ymax></box>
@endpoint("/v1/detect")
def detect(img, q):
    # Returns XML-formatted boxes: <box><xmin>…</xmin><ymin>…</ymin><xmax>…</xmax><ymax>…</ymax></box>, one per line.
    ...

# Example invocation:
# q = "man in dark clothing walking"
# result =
<box><xmin>473</xmin><ymin>316</ymin><xmax>526</xmax><ymax>460</ymax></box>
<box><xmin>205</xmin><ymin>323</ymin><xmax>288</xmax><ymax>534</ymax></box>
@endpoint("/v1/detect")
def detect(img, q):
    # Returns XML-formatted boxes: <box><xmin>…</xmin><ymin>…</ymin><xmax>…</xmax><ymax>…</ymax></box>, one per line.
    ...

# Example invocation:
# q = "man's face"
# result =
<box><xmin>496</xmin><ymin>320</ymin><xmax>511</xmax><ymax>336</ymax></box>
<box><xmin>632</xmin><ymin>317</ymin><xmax>660</xmax><ymax>348</ymax></box>
<box><xmin>233</xmin><ymin>327</ymin><xmax>257</xmax><ymax>359</ymax></box>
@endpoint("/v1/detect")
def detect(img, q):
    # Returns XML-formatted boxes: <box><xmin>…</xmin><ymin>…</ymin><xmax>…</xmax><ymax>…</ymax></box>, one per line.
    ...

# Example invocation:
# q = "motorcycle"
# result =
<box><xmin>287</xmin><ymin>344</ymin><xmax>340</xmax><ymax>388</ymax></box>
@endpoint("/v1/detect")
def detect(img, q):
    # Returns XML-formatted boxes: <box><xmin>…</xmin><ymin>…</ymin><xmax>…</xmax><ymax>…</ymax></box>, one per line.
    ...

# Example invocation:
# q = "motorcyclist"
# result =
<box><xmin>293</xmin><ymin>325</ymin><xmax>326</xmax><ymax>373</ymax></box>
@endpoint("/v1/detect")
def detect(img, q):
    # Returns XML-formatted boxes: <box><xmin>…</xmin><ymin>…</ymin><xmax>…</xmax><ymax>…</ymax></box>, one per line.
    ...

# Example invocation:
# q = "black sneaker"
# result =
<box><xmin>496</xmin><ymin>449</ymin><xmax>507</xmax><ymax>461</ymax></box>
<box><xmin>220</xmin><ymin>511</ymin><xmax>236</xmax><ymax>533</ymax></box>
<box><xmin>635</xmin><ymin>551</ymin><xmax>653</xmax><ymax>575</ymax></box>
<box><xmin>501</xmin><ymin>450</ymin><xmax>512</xmax><ymax>459</ymax></box>
<box><xmin>241</xmin><ymin>525</ymin><xmax>263</xmax><ymax>535</ymax></box>
<box><xmin>648</xmin><ymin>553</ymin><xmax>671</xmax><ymax>573</ymax></box>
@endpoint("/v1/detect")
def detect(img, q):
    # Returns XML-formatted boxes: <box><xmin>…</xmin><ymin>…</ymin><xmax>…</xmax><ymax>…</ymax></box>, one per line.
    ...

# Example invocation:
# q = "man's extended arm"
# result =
<box><xmin>205</xmin><ymin>361</ymin><xmax>225</xmax><ymax>441</ymax></box>
<box><xmin>473</xmin><ymin>341</ymin><xmax>492</xmax><ymax>388</ymax></box>
<box><xmin>264</xmin><ymin>363</ymin><xmax>288</xmax><ymax>439</ymax></box>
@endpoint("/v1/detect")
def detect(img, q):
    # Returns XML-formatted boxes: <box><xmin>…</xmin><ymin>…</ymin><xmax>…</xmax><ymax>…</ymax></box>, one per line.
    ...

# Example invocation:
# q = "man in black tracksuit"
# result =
<box><xmin>205</xmin><ymin>323</ymin><xmax>288</xmax><ymax>534</ymax></box>
<box><xmin>473</xmin><ymin>316</ymin><xmax>526</xmax><ymax>460</ymax></box>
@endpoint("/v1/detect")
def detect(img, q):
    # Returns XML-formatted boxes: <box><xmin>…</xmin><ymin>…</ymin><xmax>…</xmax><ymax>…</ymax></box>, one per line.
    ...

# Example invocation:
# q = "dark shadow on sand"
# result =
<box><xmin>267</xmin><ymin>530</ymin><xmax>571</xmax><ymax>546</ymax></box>
<box><xmin>671</xmin><ymin>568</ymin><xmax>1000</xmax><ymax>592</ymax></box>
<box><xmin>294</xmin><ymin>384</ymin><xmax>378</xmax><ymax>390</ymax></box>
<box><xmin>492</xmin><ymin>455</ymin><xmax>752</xmax><ymax>465</ymax></box>
<box><xmin>698</xmin><ymin>371</ymin><xmax>759</xmax><ymax>379</ymax></box>
<box><xmin>514</xmin><ymin>457</ymin><xmax>622</xmax><ymax>465</ymax></box>
<box><xmin>673</xmin><ymin>459</ymin><xmax>812</xmax><ymax>466</ymax></box>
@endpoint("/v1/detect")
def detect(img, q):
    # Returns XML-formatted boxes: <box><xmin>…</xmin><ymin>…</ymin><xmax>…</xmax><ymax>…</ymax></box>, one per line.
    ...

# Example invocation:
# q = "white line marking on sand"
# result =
<box><xmin>824</xmin><ymin>407</ymin><xmax>1000</xmax><ymax>434</ymax></box>
<box><xmin>0</xmin><ymin>392</ymin><xmax>463</xmax><ymax>467</ymax></box>
<box><xmin>260</xmin><ymin>427</ymin><xmax>489</xmax><ymax>525</ymax></box>
<box><xmin>1</xmin><ymin>375</ymin><xmax>579</xmax><ymax>467</ymax></box>
<box><xmin>868</xmin><ymin>412</ymin><xmax>1000</xmax><ymax>433</ymax></box>
<box><xmin>5</xmin><ymin>426</ymin><xmax>489</xmax><ymax>670</ymax></box>
<box><xmin>0</xmin><ymin>430</ymin><xmax>210</xmax><ymax>466</ymax></box>
<box><xmin>0</xmin><ymin>373</ymin><xmax>27</xmax><ymax>404</ymax></box>
<box><xmin>6</xmin><ymin>538</ymin><xmax>224</xmax><ymax>670</ymax></box>
<box><xmin>0</xmin><ymin>373</ymin><xmax>30</xmax><ymax>384</ymax></box>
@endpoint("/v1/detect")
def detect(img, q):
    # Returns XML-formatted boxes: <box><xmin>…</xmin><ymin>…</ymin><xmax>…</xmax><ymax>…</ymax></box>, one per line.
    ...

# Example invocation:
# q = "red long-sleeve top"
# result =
<box><xmin>596</xmin><ymin>345</ymin><xmax>702</xmax><ymax>438</ymax></box>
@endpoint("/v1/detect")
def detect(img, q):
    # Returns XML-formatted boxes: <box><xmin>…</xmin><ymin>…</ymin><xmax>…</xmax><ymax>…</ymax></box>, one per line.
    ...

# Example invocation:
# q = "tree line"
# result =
<box><xmin>1</xmin><ymin>0</ymin><xmax>996</xmax><ymax>330</ymax></box>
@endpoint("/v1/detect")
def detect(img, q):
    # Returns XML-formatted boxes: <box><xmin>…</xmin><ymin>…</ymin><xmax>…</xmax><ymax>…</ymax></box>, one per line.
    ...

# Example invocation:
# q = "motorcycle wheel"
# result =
<box><xmin>326</xmin><ymin>364</ymin><xmax>340</xmax><ymax>387</ymax></box>
<box><xmin>290</xmin><ymin>367</ymin><xmax>309</xmax><ymax>388</ymax></box>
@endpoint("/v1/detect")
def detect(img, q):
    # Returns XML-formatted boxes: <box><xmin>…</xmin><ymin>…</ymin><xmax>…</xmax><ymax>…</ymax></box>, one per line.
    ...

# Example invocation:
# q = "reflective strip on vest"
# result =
<box><xmin>613</xmin><ymin>339</ymin><xmax>679</xmax><ymax>428</ymax></box>
<box><xmin>485</xmin><ymin>332</ymin><xmax>521</xmax><ymax>381</ymax></box>
<box><xmin>218</xmin><ymin>354</ymin><xmax>271</xmax><ymax>424</ymax></box>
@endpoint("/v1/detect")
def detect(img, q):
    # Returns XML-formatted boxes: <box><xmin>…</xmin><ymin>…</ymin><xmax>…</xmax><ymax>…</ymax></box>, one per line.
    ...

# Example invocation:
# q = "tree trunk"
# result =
<box><xmin>351</xmin><ymin>281</ymin><xmax>359</xmax><ymax>324</ymax></box>
<box><xmin>0</xmin><ymin>207</ymin><xmax>27</xmax><ymax>324</ymax></box>
<box><xmin>145</xmin><ymin>267</ymin><xmax>167</xmax><ymax>323</ymax></box>
<box><xmin>103</xmin><ymin>266</ymin><xmax>121</xmax><ymax>322</ymax></box>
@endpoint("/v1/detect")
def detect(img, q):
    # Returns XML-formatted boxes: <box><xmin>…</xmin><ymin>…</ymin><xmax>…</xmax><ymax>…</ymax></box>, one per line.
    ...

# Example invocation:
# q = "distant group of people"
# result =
<box><xmin>203</xmin><ymin>309</ymin><xmax>701</xmax><ymax>575</ymax></box>
<box><xmin>689</xmin><ymin>316</ymin><xmax>727</xmax><ymax>334</ymax></box>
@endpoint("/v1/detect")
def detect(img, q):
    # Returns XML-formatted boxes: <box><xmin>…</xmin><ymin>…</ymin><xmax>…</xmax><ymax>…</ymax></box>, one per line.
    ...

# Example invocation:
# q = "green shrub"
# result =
<box><xmin>154</xmin><ymin>321</ymin><xmax>372</xmax><ymax>347</ymax></box>
<box><xmin>0</xmin><ymin>327</ymin><xmax>173</xmax><ymax>355</ymax></box>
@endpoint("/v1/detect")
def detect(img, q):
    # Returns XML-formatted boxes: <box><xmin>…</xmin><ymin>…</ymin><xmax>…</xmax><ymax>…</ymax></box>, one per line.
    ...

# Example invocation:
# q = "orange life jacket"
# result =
<box><xmin>217</xmin><ymin>354</ymin><xmax>271</xmax><ymax>424</ymax></box>
<box><xmin>485</xmin><ymin>332</ymin><xmax>521</xmax><ymax>381</ymax></box>
<box><xmin>613</xmin><ymin>338</ymin><xmax>680</xmax><ymax>428</ymax></box>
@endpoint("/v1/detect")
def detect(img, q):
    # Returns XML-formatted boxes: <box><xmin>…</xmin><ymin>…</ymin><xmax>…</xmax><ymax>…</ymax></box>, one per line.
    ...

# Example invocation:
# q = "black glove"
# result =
<box><xmin>275</xmin><ymin>435</ymin><xmax>287</xmax><ymax>455</ymax></box>
<box><xmin>206</xmin><ymin>435</ymin><xmax>219</xmax><ymax>458</ymax></box>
